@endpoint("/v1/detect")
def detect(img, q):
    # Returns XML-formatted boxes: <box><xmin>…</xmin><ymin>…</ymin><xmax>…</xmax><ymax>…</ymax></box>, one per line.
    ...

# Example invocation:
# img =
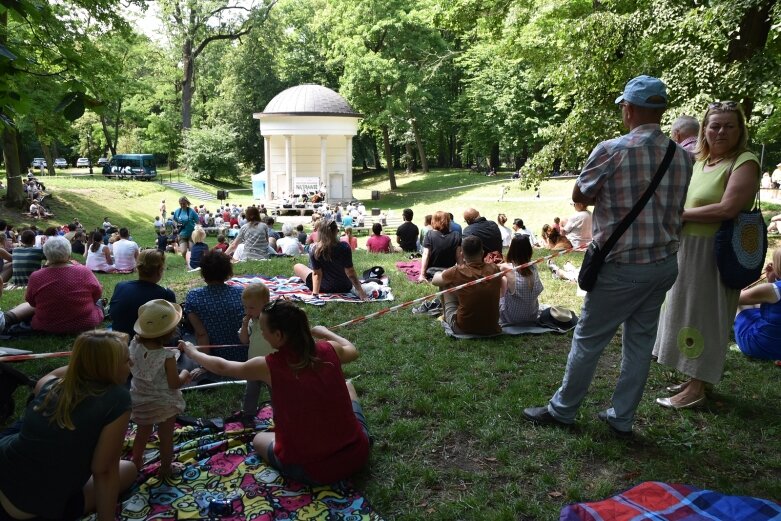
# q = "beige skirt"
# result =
<box><xmin>653</xmin><ymin>234</ymin><xmax>740</xmax><ymax>384</ymax></box>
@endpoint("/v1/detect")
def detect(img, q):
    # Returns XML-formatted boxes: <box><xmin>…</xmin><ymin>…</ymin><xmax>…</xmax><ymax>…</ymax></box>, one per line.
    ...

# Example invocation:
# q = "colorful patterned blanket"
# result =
<box><xmin>94</xmin><ymin>405</ymin><xmax>382</xmax><ymax>520</ymax></box>
<box><xmin>560</xmin><ymin>481</ymin><xmax>781</xmax><ymax>520</ymax></box>
<box><xmin>227</xmin><ymin>275</ymin><xmax>393</xmax><ymax>305</ymax></box>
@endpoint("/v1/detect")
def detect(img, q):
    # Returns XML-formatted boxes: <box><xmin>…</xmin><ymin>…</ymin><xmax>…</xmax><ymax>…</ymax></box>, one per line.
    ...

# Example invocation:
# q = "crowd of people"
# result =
<box><xmin>1</xmin><ymin>73</ymin><xmax>780</xmax><ymax>519</ymax></box>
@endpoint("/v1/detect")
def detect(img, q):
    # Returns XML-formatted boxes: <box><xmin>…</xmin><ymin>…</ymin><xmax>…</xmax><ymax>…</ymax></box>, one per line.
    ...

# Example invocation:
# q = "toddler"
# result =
<box><xmin>238</xmin><ymin>283</ymin><xmax>275</xmax><ymax>414</ymax></box>
<box><xmin>130</xmin><ymin>299</ymin><xmax>192</xmax><ymax>478</ymax></box>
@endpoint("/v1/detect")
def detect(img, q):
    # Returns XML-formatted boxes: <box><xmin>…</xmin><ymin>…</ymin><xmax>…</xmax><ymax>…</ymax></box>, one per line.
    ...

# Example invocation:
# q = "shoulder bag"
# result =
<box><xmin>713</xmin><ymin>156</ymin><xmax>767</xmax><ymax>290</ymax></box>
<box><xmin>578</xmin><ymin>139</ymin><xmax>677</xmax><ymax>292</ymax></box>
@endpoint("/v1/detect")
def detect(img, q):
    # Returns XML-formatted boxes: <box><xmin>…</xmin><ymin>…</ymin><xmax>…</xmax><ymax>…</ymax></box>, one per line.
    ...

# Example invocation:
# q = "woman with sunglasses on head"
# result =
<box><xmin>180</xmin><ymin>300</ymin><xmax>370</xmax><ymax>485</ymax></box>
<box><xmin>0</xmin><ymin>331</ymin><xmax>137</xmax><ymax>521</ymax></box>
<box><xmin>293</xmin><ymin>220</ymin><xmax>367</xmax><ymax>300</ymax></box>
<box><xmin>653</xmin><ymin>101</ymin><xmax>760</xmax><ymax>409</ymax></box>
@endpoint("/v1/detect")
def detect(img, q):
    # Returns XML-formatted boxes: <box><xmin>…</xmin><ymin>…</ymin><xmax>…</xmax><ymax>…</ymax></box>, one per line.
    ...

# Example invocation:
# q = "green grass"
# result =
<box><xmin>2</xmin><ymin>170</ymin><xmax>780</xmax><ymax>520</ymax></box>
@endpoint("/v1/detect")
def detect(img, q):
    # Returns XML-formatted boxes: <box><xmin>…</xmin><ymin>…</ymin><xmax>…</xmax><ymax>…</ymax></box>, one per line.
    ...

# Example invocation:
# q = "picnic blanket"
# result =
<box><xmin>560</xmin><ymin>481</ymin><xmax>781</xmax><ymax>521</ymax></box>
<box><xmin>227</xmin><ymin>275</ymin><xmax>394</xmax><ymax>305</ymax></box>
<box><xmin>101</xmin><ymin>404</ymin><xmax>383</xmax><ymax>520</ymax></box>
<box><xmin>396</xmin><ymin>260</ymin><xmax>421</xmax><ymax>282</ymax></box>
<box><xmin>441</xmin><ymin>321</ymin><xmax>572</xmax><ymax>339</ymax></box>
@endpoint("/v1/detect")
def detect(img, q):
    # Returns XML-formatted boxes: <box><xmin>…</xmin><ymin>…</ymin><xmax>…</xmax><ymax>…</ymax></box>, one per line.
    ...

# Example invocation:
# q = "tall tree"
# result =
<box><xmin>158</xmin><ymin>0</ymin><xmax>277</xmax><ymax>131</ymax></box>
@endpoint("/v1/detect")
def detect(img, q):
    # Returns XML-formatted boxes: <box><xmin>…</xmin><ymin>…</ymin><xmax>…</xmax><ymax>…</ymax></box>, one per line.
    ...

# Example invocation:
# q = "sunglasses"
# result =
<box><xmin>708</xmin><ymin>101</ymin><xmax>738</xmax><ymax>110</ymax></box>
<box><xmin>263</xmin><ymin>296</ymin><xmax>288</xmax><ymax>312</ymax></box>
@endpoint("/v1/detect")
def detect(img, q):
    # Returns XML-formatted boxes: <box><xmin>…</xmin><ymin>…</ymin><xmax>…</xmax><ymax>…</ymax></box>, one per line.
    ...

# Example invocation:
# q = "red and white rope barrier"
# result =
<box><xmin>0</xmin><ymin>344</ymin><xmax>249</xmax><ymax>363</ymax></box>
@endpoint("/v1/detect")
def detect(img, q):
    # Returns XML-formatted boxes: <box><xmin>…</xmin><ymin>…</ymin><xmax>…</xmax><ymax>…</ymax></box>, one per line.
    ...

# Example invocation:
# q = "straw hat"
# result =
<box><xmin>134</xmin><ymin>299</ymin><xmax>182</xmax><ymax>339</ymax></box>
<box><xmin>538</xmin><ymin>306</ymin><xmax>578</xmax><ymax>331</ymax></box>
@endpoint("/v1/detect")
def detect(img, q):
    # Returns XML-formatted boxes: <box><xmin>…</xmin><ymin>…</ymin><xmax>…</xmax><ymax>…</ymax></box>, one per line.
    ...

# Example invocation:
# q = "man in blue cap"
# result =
<box><xmin>523</xmin><ymin>75</ymin><xmax>693</xmax><ymax>436</ymax></box>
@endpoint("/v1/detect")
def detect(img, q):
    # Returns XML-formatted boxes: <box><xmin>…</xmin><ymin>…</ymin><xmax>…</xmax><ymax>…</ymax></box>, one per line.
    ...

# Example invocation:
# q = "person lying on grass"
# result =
<box><xmin>180</xmin><ymin>300</ymin><xmax>371</xmax><ymax>485</ymax></box>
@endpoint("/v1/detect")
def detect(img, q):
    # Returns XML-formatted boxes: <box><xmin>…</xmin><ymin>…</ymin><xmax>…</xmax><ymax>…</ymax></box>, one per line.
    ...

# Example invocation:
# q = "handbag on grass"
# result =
<box><xmin>713</xmin><ymin>159</ymin><xmax>767</xmax><ymax>290</ymax></box>
<box><xmin>578</xmin><ymin>140</ymin><xmax>677</xmax><ymax>292</ymax></box>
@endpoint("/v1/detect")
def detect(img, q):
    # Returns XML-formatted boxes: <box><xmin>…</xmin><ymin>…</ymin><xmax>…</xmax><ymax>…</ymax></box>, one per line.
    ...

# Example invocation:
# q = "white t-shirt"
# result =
<box><xmin>276</xmin><ymin>236</ymin><xmax>302</xmax><ymax>256</ymax></box>
<box><xmin>112</xmin><ymin>238</ymin><xmax>139</xmax><ymax>271</ymax></box>
<box><xmin>562</xmin><ymin>210</ymin><xmax>593</xmax><ymax>248</ymax></box>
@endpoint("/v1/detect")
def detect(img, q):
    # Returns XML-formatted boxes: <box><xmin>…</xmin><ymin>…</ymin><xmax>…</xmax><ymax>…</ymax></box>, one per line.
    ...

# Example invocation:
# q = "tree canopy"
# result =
<box><xmin>3</xmin><ymin>0</ymin><xmax>780</xmax><ymax>197</ymax></box>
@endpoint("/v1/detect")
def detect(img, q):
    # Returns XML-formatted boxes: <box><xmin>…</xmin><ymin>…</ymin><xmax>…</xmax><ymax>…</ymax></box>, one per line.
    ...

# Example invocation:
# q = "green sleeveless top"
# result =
<box><xmin>683</xmin><ymin>151</ymin><xmax>759</xmax><ymax>237</ymax></box>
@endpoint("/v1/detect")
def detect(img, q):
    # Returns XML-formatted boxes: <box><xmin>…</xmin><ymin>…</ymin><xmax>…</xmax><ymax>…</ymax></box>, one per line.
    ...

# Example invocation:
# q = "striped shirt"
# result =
<box><xmin>11</xmin><ymin>247</ymin><xmax>45</xmax><ymax>286</ymax></box>
<box><xmin>577</xmin><ymin>124</ymin><xmax>693</xmax><ymax>264</ymax></box>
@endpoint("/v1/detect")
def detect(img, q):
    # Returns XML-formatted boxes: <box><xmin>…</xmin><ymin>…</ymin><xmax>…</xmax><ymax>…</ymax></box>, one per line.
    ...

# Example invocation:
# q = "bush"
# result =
<box><xmin>180</xmin><ymin>124</ymin><xmax>241</xmax><ymax>181</ymax></box>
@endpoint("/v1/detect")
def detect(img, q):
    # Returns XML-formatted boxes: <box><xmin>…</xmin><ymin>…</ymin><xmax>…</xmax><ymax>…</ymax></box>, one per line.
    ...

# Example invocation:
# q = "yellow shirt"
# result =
<box><xmin>683</xmin><ymin>151</ymin><xmax>759</xmax><ymax>237</ymax></box>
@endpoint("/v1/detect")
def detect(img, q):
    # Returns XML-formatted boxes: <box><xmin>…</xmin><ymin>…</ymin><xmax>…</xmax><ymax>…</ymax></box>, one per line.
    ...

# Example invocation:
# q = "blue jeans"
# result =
<box><xmin>548</xmin><ymin>254</ymin><xmax>678</xmax><ymax>431</ymax></box>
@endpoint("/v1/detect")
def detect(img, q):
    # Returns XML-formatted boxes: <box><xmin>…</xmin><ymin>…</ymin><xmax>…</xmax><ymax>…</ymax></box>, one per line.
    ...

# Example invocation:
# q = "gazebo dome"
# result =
<box><xmin>261</xmin><ymin>85</ymin><xmax>361</xmax><ymax>117</ymax></box>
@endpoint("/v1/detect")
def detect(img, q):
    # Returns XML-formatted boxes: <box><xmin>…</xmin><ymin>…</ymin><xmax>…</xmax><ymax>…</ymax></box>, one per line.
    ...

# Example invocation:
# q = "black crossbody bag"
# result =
<box><xmin>578</xmin><ymin>140</ymin><xmax>677</xmax><ymax>292</ymax></box>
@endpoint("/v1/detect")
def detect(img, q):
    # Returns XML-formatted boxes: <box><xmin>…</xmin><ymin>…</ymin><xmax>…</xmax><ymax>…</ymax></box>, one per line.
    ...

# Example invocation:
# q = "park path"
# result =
<box><xmin>162</xmin><ymin>181</ymin><xmax>216</xmax><ymax>201</ymax></box>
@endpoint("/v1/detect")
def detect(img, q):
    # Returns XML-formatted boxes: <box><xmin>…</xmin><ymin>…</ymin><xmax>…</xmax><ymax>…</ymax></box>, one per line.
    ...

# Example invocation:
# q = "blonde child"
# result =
<box><xmin>130</xmin><ymin>299</ymin><xmax>193</xmax><ymax>478</ymax></box>
<box><xmin>238</xmin><ymin>283</ymin><xmax>275</xmax><ymax>414</ymax></box>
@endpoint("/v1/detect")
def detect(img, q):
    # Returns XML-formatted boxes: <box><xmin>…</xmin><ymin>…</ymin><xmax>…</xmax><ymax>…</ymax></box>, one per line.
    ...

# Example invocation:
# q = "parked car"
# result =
<box><xmin>102</xmin><ymin>154</ymin><xmax>157</xmax><ymax>180</ymax></box>
<box><xmin>31</xmin><ymin>158</ymin><xmax>46</xmax><ymax>168</ymax></box>
<box><xmin>97</xmin><ymin>157</ymin><xmax>109</xmax><ymax>167</ymax></box>
<box><xmin>54</xmin><ymin>158</ymin><xmax>68</xmax><ymax>168</ymax></box>
<box><xmin>76</xmin><ymin>157</ymin><xmax>91</xmax><ymax>167</ymax></box>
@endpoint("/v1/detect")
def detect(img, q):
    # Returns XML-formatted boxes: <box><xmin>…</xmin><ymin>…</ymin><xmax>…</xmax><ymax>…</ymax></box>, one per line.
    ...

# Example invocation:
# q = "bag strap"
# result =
<box><xmin>600</xmin><ymin>139</ymin><xmax>677</xmax><ymax>255</ymax></box>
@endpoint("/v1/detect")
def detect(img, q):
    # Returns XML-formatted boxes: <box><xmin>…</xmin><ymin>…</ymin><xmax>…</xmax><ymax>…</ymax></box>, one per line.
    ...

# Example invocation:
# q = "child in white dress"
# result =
<box><xmin>238</xmin><ymin>283</ymin><xmax>275</xmax><ymax>414</ymax></box>
<box><xmin>129</xmin><ymin>299</ymin><xmax>193</xmax><ymax>478</ymax></box>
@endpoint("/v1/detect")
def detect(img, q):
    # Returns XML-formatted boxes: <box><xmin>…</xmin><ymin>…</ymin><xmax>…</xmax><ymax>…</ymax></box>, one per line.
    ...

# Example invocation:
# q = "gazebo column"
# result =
<box><xmin>284</xmin><ymin>135</ymin><xmax>293</xmax><ymax>195</ymax></box>
<box><xmin>264</xmin><ymin>136</ymin><xmax>271</xmax><ymax>199</ymax></box>
<box><xmin>320</xmin><ymin>135</ymin><xmax>328</xmax><ymax>191</ymax></box>
<box><xmin>345</xmin><ymin>136</ymin><xmax>353</xmax><ymax>199</ymax></box>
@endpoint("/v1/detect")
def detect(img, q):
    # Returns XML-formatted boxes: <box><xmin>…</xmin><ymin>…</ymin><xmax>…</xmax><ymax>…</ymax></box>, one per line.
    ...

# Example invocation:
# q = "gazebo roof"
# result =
<box><xmin>260</xmin><ymin>85</ymin><xmax>362</xmax><ymax>117</ymax></box>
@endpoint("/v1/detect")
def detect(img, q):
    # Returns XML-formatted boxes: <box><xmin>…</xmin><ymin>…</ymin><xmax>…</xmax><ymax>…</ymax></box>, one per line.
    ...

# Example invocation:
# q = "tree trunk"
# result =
<box><xmin>40</xmin><ymin>142</ymin><xmax>56</xmax><ymax>176</ymax></box>
<box><xmin>372</xmin><ymin>137</ymin><xmax>381</xmax><ymax>170</ymax></box>
<box><xmin>2</xmin><ymin>128</ymin><xmax>26</xmax><ymax>208</ymax></box>
<box><xmin>100</xmin><ymin>114</ymin><xmax>117</xmax><ymax>156</ymax></box>
<box><xmin>182</xmin><ymin>37</ymin><xmax>194</xmax><ymax>130</ymax></box>
<box><xmin>405</xmin><ymin>142</ymin><xmax>414</xmax><ymax>173</ymax></box>
<box><xmin>489</xmin><ymin>142</ymin><xmax>500</xmax><ymax>170</ymax></box>
<box><xmin>113</xmin><ymin>100</ymin><xmax>122</xmax><ymax>153</ymax></box>
<box><xmin>411</xmin><ymin>118</ymin><xmax>428</xmax><ymax>173</ymax></box>
<box><xmin>381</xmin><ymin>125</ymin><xmax>397</xmax><ymax>190</ymax></box>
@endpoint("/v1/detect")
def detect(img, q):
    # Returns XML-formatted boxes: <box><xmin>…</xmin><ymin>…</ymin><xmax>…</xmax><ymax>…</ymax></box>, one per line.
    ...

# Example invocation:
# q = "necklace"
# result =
<box><xmin>706</xmin><ymin>156</ymin><xmax>726</xmax><ymax>167</ymax></box>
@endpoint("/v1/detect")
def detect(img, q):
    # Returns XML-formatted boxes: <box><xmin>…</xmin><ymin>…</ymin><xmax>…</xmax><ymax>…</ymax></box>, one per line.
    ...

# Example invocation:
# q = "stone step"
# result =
<box><xmin>162</xmin><ymin>182</ymin><xmax>216</xmax><ymax>201</ymax></box>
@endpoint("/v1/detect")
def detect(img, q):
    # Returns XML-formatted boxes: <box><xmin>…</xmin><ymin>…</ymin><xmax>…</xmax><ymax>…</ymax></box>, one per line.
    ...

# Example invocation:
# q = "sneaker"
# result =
<box><xmin>412</xmin><ymin>300</ymin><xmax>439</xmax><ymax>314</ymax></box>
<box><xmin>426</xmin><ymin>300</ymin><xmax>442</xmax><ymax>316</ymax></box>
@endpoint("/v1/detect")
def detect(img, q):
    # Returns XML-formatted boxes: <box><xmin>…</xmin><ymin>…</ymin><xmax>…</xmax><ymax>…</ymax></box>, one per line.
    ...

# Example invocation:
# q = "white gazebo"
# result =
<box><xmin>253</xmin><ymin>84</ymin><xmax>362</xmax><ymax>203</ymax></box>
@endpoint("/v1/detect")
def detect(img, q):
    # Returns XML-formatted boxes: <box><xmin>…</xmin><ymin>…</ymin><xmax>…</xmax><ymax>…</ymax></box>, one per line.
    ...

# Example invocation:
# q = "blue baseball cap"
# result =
<box><xmin>615</xmin><ymin>75</ymin><xmax>668</xmax><ymax>108</ymax></box>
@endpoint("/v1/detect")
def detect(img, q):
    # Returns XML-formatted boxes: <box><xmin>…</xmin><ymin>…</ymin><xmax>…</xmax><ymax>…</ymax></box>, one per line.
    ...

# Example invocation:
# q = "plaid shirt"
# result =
<box><xmin>578</xmin><ymin>124</ymin><xmax>693</xmax><ymax>264</ymax></box>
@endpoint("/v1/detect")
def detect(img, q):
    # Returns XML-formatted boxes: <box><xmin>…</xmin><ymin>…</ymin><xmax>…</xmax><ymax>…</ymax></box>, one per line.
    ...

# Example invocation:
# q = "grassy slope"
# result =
<box><xmin>1</xmin><ymin>171</ymin><xmax>780</xmax><ymax>520</ymax></box>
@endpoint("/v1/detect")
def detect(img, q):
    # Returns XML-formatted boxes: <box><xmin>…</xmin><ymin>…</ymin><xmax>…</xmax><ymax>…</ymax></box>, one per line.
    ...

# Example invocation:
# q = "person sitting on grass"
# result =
<box><xmin>733</xmin><ymin>247</ymin><xmax>781</xmax><ymax>361</ymax></box>
<box><xmin>186</xmin><ymin>225</ymin><xmax>209</xmax><ymax>270</ymax></box>
<box><xmin>276</xmin><ymin>223</ymin><xmax>304</xmax><ymax>256</ymax></box>
<box><xmin>294</xmin><ymin>220</ymin><xmax>367</xmax><ymax>300</ymax></box>
<box><xmin>184</xmin><ymin>250</ymin><xmax>245</xmax><ymax>363</ymax></box>
<box><xmin>71</xmin><ymin>231</ymin><xmax>86</xmax><ymax>256</ymax></box>
<box><xmin>366</xmin><ymin>223</ymin><xmax>393</xmax><ymax>253</ymax></box>
<box><xmin>109</xmin><ymin>249</ymin><xmax>177</xmax><ymax>340</ymax></box>
<box><xmin>431</xmin><ymin>235</ymin><xmax>502</xmax><ymax>336</ymax></box>
<box><xmin>129</xmin><ymin>300</ymin><xmax>193</xmax><ymax>479</ymax></box>
<box><xmin>11</xmin><ymin>229</ymin><xmax>45</xmax><ymax>286</ymax></box>
<box><xmin>396</xmin><ymin>208</ymin><xmax>419</xmax><ymax>253</ymax></box>
<box><xmin>0</xmin><ymin>330</ymin><xmax>137</xmax><ymax>521</ymax></box>
<box><xmin>180</xmin><ymin>300</ymin><xmax>370</xmax><ymax>485</ymax></box>
<box><xmin>3</xmin><ymin>237</ymin><xmax>106</xmax><ymax>335</ymax></box>
<box><xmin>112</xmin><ymin>227</ymin><xmax>140</xmax><ymax>272</ymax></box>
<box><xmin>85</xmin><ymin>230</ymin><xmax>116</xmax><ymax>273</ymax></box>
<box><xmin>499</xmin><ymin>235</ymin><xmax>543</xmax><ymax>326</ymax></box>
<box><xmin>340</xmin><ymin>226</ymin><xmax>357</xmax><ymax>251</ymax></box>
<box><xmin>213</xmin><ymin>234</ymin><xmax>229</xmax><ymax>253</ymax></box>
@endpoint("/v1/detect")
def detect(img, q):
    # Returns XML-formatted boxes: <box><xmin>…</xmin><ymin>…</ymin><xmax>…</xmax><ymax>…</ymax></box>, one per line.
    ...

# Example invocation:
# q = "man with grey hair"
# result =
<box><xmin>670</xmin><ymin>115</ymin><xmax>699</xmax><ymax>157</ymax></box>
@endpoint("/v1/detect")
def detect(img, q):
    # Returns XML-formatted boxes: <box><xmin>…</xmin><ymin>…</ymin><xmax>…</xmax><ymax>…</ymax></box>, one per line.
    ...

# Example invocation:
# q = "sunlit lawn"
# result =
<box><xmin>1</xmin><ymin>170</ymin><xmax>780</xmax><ymax>520</ymax></box>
